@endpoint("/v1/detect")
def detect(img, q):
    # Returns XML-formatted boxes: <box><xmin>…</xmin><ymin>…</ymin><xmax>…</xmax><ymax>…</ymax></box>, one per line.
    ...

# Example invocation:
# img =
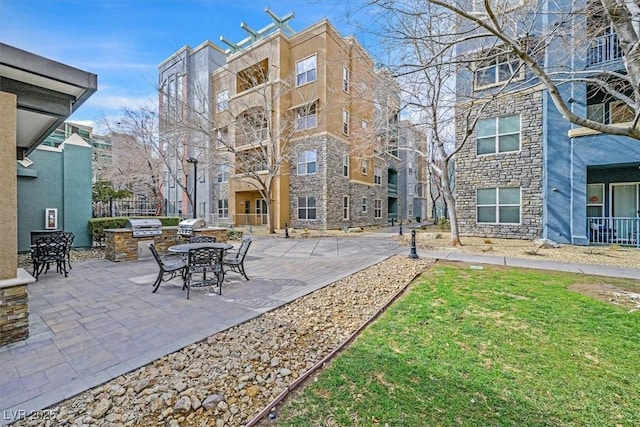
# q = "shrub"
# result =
<box><xmin>437</xmin><ymin>216</ymin><xmax>449</xmax><ymax>232</ymax></box>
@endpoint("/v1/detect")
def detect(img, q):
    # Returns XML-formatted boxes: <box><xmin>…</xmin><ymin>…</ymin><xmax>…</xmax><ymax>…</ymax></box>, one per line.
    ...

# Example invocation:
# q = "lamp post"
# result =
<box><xmin>187</xmin><ymin>157</ymin><xmax>198</xmax><ymax>219</ymax></box>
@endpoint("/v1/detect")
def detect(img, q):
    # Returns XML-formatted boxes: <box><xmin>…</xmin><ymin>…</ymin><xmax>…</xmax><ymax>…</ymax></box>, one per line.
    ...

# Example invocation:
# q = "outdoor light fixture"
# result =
<box><xmin>187</xmin><ymin>157</ymin><xmax>198</xmax><ymax>219</ymax></box>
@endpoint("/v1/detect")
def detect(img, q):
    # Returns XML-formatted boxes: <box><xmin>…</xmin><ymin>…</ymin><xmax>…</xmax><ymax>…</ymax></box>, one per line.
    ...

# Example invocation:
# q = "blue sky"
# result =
<box><xmin>0</xmin><ymin>0</ymin><xmax>376</xmax><ymax>129</ymax></box>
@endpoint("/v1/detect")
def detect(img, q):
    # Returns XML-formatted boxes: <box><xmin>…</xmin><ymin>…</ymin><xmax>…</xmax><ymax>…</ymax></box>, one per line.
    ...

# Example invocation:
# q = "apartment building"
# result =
<box><xmin>159</xmin><ymin>10</ymin><xmax>405</xmax><ymax>230</ymax></box>
<box><xmin>454</xmin><ymin>0</ymin><xmax>640</xmax><ymax>246</ymax></box>
<box><xmin>398</xmin><ymin>120</ymin><xmax>430</xmax><ymax>223</ymax></box>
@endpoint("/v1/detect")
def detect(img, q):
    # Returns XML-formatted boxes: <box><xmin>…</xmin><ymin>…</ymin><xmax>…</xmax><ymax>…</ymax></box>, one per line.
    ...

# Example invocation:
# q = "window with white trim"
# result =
<box><xmin>343</xmin><ymin>196</ymin><xmax>349</xmax><ymax>220</ymax></box>
<box><xmin>474</xmin><ymin>52</ymin><xmax>521</xmax><ymax>88</ymax></box>
<box><xmin>216</xmin><ymin>89</ymin><xmax>229</xmax><ymax>112</ymax></box>
<box><xmin>361</xmin><ymin>159</ymin><xmax>368</xmax><ymax>175</ymax></box>
<box><xmin>473</xmin><ymin>0</ymin><xmax>523</xmax><ymax>13</ymax></box>
<box><xmin>477</xmin><ymin>187</ymin><xmax>521</xmax><ymax>224</ymax></box>
<box><xmin>343</xmin><ymin>109</ymin><xmax>350</xmax><ymax>135</ymax></box>
<box><xmin>343</xmin><ymin>67</ymin><xmax>350</xmax><ymax>92</ymax></box>
<box><xmin>477</xmin><ymin>115</ymin><xmax>520</xmax><ymax>155</ymax></box>
<box><xmin>218</xmin><ymin>199</ymin><xmax>228</xmax><ymax>218</ymax></box>
<box><xmin>408</xmin><ymin>203</ymin><xmax>413</xmax><ymax>217</ymax></box>
<box><xmin>374</xmin><ymin>199</ymin><xmax>382</xmax><ymax>218</ymax></box>
<box><xmin>343</xmin><ymin>155</ymin><xmax>349</xmax><ymax>177</ymax></box>
<box><xmin>217</xmin><ymin>164</ymin><xmax>229</xmax><ymax>183</ymax></box>
<box><xmin>297</xmin><ymin>196</ymin><xmax>317</xmax><ymax>220</ymax></box>
<box><xmin>216</xmin><ymin>127</ymin><xmax>228</xmax><ymax>149</ymax></box>
<box><xmin>296</xmin><ymin>55</ymin><xmax>317</xmax><ymax>86</ymax></box>
<box><xmin>587</xmin><ymin>183</ymin><xmax>604</xmax><ymax>217</ymax></box>
<box><xmin>295</xmin><ymin>102</ymin><xmax>317</xmax><ymax>130</ymax></box>
<box><xmin>361</xmin><ymin>198</ymin><xmax>368</xmax><ymax>213</ymax></box>
<box><xmin>297</xmin><ymin>150</ymin><xmax>317</xmax><ymax>175</ymax></box>
<box><xmin>374</xmin><ymin>166</ymin><xmax>382</xmax><ymax>185</ymax></box>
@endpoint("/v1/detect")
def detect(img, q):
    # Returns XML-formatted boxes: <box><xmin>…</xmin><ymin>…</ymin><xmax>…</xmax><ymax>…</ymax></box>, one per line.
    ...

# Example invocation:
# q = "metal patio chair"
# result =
<box><xmin>149</xmin><ymin>243</ymin><xmax>187</xmax><ymax>294</ymax></box>
<box><xmin>185</xmin><ymin>247</ymin><xmax>225</xmax><ymax>299</ymax></box>
<box><xmin>223</xmin><ymin>238</ymin><xmax>252</xmax><ymax>280</ymax></box>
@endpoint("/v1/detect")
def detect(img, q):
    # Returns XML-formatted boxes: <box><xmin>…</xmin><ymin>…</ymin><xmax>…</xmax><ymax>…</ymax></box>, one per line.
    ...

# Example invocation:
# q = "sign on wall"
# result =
<box><xmin>45</xmin><ymin>208</ymin><xmax>57</xmax><ymax>230</ymax></box>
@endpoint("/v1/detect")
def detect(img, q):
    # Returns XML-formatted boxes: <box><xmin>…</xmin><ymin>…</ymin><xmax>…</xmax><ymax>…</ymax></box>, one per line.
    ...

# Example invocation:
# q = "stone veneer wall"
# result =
<box><xmin>105</xmin><ymin>227</ymin><xmax>228</xmax><ymax>262</ymax></box>
<box><xmin>0</xmin><ymin>284</ymin><xmax>28</xmax><ymax>346</ymax></box>
<box><xmin>455</xmin><ymin>90</ymin><xmax>544</xmax><ymax>239</ymax></box>
<box><xmin>289</xmin><ymin>134</ymin><xmax>392</xmax><ymax>230</ymax></box>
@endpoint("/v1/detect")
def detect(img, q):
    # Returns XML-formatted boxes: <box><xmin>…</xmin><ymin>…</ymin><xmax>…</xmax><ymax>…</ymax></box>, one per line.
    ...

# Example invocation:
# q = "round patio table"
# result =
<box><xmin>167</xmin><ymin>242</ymin><xmax>233</xmax><ymax>253</ymax></box>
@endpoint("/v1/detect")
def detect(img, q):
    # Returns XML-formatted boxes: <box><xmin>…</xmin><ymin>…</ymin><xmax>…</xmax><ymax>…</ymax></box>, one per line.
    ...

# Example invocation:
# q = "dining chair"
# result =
<box><xmin>149</xmin><ymin>243</ymin><xmax>187</xmax><ymax>294</ymax></box>
<box><xmin>223</xmin><ymin>238</ymin><xmax>252</xmax><ymax>280</ymax></box>
<box><xmin>31</xmin><ymin>235</ymin><xmax>68</xmax><ymax>280</ymax></box>
<box><xmin>185</xmin><ymin>247</ymin><xmax>225</xmax><ymax>299</ymax></box>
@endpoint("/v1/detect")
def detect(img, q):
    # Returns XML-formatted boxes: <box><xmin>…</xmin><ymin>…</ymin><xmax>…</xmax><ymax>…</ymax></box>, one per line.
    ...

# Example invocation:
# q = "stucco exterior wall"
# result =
<box><xmin>0</xmin><ymin>92</ymin><xmax>17</xmax><ymax>279</ymax></box>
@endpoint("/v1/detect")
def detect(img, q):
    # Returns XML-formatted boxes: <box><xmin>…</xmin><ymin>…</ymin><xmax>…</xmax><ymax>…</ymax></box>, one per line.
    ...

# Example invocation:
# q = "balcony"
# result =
<box><xmin>587</xmin><ymin>32</ymin><xmax>623</xmax><ymax>66</ymax></box>
<box><xmin>388</xmin><ymin>182</ymin><xmax>398</xmax><ymax>196</ymax></box>
<box><xmin>588</xmin><ymin>216</ymin><xmax>640</xmax><ymax>248</ymax></box>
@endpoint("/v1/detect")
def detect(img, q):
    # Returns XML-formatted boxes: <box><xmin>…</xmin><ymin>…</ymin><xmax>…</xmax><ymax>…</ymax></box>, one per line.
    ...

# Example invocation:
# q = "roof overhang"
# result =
<box><xmin>0</xmin><ymin>43</ymin><xmax>97</xmax><ymax>159</ymax></box>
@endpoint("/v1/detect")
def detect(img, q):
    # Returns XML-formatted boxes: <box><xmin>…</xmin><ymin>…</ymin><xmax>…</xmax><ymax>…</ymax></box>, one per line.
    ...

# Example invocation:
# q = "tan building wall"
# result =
<box><xmin>0</xmin><ymin>92</ymin><xmax>17</xmax><ymax>280</ymax></box>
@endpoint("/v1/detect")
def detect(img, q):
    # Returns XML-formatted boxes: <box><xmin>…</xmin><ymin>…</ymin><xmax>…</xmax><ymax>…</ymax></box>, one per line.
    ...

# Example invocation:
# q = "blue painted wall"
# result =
<box><xmin>16</xmin><ymin>138</ymin><xmax>93</xmax><ymax>252</ymax></box>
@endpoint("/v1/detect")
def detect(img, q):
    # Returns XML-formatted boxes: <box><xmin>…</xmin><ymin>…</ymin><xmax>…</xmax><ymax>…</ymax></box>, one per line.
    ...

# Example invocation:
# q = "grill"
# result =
<box><xmin>177</xmin><ymin>218</ymin><xmax>207</xmax><ymax>236</ymax></box>
<box><xmin>126</xmin><ymin>218</ymin><xmax>163</xmax><ymax>237</ymax></box>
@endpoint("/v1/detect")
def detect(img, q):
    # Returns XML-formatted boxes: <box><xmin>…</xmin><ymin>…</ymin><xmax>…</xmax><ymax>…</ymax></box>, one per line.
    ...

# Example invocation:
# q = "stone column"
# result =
<box><xmin>0</xmin><ymin>91</ymin><xmax>17</xmax><ymax>279</ymax></box>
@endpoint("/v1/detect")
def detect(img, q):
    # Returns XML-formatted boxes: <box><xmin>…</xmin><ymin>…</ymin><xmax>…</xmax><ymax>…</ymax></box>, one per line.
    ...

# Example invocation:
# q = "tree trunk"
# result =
<box><xmin>440</xmin><ymin>159</ymin><xmax>461</xmax><ymax>247</ymax></box>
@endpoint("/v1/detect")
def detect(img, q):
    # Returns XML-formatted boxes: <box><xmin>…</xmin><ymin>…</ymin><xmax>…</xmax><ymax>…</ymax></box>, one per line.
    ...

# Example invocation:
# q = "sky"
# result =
<box><xmin>0</xmin><ymin>0</ymin><xmax>378</xmax><ymax>130</ymax></box>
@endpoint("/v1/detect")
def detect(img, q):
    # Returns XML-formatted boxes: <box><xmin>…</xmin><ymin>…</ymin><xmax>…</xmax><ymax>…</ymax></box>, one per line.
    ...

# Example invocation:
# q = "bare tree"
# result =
<box><xmin>425</xmin><ymin>0</ymin><xmax>640</xmax><ymax>140</ymax></box>
<box><xmin>100</xmin><ymin>108</ymin><xmax>165</xmax><ymax>215</ymax></box>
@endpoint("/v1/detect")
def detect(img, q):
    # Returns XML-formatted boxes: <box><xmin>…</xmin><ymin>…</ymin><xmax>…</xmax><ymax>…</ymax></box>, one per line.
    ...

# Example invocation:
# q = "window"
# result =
<box><xmin>216</xmin><ymin>127</ymin><xmax>228</xmax><ymax>149</ymax></box>
<box><xmin>587</xmin><ymin>183</ymin><xmax>604</xmax><ymax>217</ymax></box>
<box><xmin>343</xmin><ymin>155</ymin><xmax>349</xmax><ymax>177</ymax></box>
<box><xmin>216</xmin><ymin>89</ymin><xmax>229</xmax><ymax>112</ymax></box>
<box><xmin>361</xmin><ymin>198</ymin><xmax>368</xmax><ymax>213</ymax></box>
<box><xmin>343</xmin><ymin>67</ymin><xmax>350</xmax><ymax>92</ymax></box>
<box><xmin>408</xmin><ymin>162</ymin><xmax>413</xmax><ymax>175</ymax></box>
<box><xmin>374</xmin><ymin>166</ymin><xmax>382</xmax><ymax>185</ymax></box>
<box><xmin>218</xmin><ymin>199</ymin><xmax>229</xmax><ymax>218</ymax></box>
<box><xmin>361</xmin><ymin>159</ymin><xmax>368</xmax><ymax>175</ymax></box>
<box><xmin>296</xmin><ymin>55</ymin><xmax>317</xmax><ymax>86</ymax></box>
<box><xmin>374</xmin><ymin>199</ymin><xmax>382</xmax><ymax>218</ymax></box>
<box><xmin>297</xmin><ymin>150</ymin><xmax>317</xmax><ymax>175</ymax></box>
<box><xmin>198</xmin><ymin>202</ymin><xmax>207</xmax><ymax>217</ymax></box>
<box><xmin>475</xmin><ymin>52</ymin><xmax>521</xmax><ymax>88</ymax></box>
<box><xmin>408</xmin><ymin>203</ymin><xmax>413</xmax><ymax>217</ymax></box>
<box><xmin>239</xmin><ymin>110</ymin><xmax>268</xmax><ymax>144</ymax></box>
<box><xmin>477</xmin><ymin>187</ymin><xmax>521</xmax><ymax>224</ymax></box>
<box><xmin>217</xmin><ymin>164</ymin><xmax>229</xmax><ymax>183</ymax></box>
<box><xmin>477</xmin><ymin>115</ymin><xmax>520</xmax><ymax>155</ymax></box>
<box><xmin>296</xmin><ymin>102</ymin><xmax>317</xmax><ymax>130</ymax></box>
<box><xmin>298</xmin><ymin>196</ymin><xmax>317</xmax><ymax>220</ymax></box>
<box><xmin>343</xmin><ymin>196</ymin><xmax>349</xmax><ymax>220</ymax></box>
<box><xmin>343</xmin><ymin>109</ymin><xmax>350</xmax><ymax>135</ymax></box>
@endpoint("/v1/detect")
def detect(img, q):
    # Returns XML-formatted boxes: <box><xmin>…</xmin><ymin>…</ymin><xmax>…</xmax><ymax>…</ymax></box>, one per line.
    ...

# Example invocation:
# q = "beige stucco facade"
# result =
<box><xmin>0</xmin><ymin>92</ymin><xmax>18</xmax><ymax>280</ymax></box>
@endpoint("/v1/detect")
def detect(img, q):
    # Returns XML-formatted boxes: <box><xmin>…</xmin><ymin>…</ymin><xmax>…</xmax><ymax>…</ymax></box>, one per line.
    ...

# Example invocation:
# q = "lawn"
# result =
<box><xmin>273</xmin><ymin>263</ymin><xmax>640</xmax><ymax>426</ymax></box>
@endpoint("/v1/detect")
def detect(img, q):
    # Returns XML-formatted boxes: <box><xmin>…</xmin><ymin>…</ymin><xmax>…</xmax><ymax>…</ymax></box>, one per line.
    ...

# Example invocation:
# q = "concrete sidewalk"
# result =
<box><xmin>1</xmin><ymin>233</ymin><xmax>638</xmax><ymax>425</ymax></box>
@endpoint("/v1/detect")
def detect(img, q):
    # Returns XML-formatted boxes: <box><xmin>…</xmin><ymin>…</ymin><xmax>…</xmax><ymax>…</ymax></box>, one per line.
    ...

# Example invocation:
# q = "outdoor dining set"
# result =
<box><xmin>149</xmin><ymin>236</ymin><xmax>252</xmax><ymax>299</ymax></box>
<box><xmin>30</xmin><ymin>230</ymin><xmax>74</xmax><ymax>280</ymax></box>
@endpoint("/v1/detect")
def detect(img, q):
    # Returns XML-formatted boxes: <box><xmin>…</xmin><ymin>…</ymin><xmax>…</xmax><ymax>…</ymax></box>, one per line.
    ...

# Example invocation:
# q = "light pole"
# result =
<box><xmin>187</xmin><ymin>157</ymin><xmax>198</xmax><ymax>218</ymax></box>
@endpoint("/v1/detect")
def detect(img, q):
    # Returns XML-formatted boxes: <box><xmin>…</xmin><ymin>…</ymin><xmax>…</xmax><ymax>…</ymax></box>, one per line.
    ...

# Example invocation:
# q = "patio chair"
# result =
<box><xmin>31</xmin><ymin>235</ymin><xmax>68</xmax><ymax>280</ymax></box>
<box><xmin>189</xmin><ymin>235</ymin><xmax>217</xmax><ymax>243</ymax></box>
<box><xmin>185</xmin><ymin>247</ymin><xmax>225</xmax><ymax>299</ymax></box>
<box><xmin>149</xmin><ymin>243</ymin><xmax>187</xmax><ymax>294</ymax></box>
<box><xmin>57</xmin><ymin>231</ymin><xmax>75</xmax><ymax>269</ymax></box>
<box><xmin>223</xmin><ymin>238</ymin><xmax>252</xmax><ymax>280</ymax></box>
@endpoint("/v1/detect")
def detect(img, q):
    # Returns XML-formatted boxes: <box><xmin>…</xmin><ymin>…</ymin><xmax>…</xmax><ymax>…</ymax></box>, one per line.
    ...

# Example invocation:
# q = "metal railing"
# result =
<box><xmin>388</xmin><ymin>183</ymin><xmax>398</xmax><ymax>195</ymax></box>
<box><xmin>587</xmin><ymin>32</ymin><xmax>623</xmax><ymax>66</ymax></box>
<box><xmin>93</xmin><ymin>198</ymin><xmax>159</xmax><ymax>218</ymax></box>
<box><xmin>587</xmin><ymin>216</ymin><xmax>640</xmax><ymax>247</ymax></box>
<box><xmin>234</xmin><ymin>213</ymin><xmax>268</xmax><ymax>227</ymax></box>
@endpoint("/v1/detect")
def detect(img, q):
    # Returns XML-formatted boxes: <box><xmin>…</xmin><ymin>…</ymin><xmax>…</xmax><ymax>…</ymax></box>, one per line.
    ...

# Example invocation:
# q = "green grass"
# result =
<box><xmin>275</xmin><ymin>264</ymin><xmax>640</xmax><ymax>426</ymax></box>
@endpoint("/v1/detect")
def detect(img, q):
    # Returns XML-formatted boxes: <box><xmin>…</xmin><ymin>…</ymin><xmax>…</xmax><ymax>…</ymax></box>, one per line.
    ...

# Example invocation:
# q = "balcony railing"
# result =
<box><xmin>587</xmin><ymin>32</ymin><xmax>623</xmax><ymax>66</ymax></box>
<box><xmin>388</xmin><ymin>182</ymin><xmax>398</xmax><ymax>195</ymax></box>
<box><xmin>587</xmin><ymin>216</ymin><xmax>640</xmax><ymax>248</ymax></box>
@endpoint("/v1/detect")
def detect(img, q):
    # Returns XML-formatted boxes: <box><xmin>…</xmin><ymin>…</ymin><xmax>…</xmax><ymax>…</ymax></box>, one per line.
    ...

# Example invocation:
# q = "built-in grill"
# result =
<box><xmin>126</xmin><ymin>218</ymin><xmax>163</xmax><ymax>237</ymax></box>
<box><xmin>177</xmin><ymin>218</ymin><xmax>207</xmax><ymax>236</ymax></box>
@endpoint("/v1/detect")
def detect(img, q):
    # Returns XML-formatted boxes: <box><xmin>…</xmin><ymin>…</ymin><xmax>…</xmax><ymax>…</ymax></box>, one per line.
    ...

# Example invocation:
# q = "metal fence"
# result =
<box><xmin>93</xmin><ymin>197</ymin><xmax>159</xmax><ymax>218</ymax></box>
<box><xmin>588</xmin><ymin>216</ymin><xmax>640</xmax><ymax>247</ymax></box>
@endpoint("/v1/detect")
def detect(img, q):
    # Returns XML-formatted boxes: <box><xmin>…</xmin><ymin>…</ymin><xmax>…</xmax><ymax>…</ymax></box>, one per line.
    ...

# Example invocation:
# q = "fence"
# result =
<box><xmin>93</xmin><ymin>197</ymin><xmax>159</xmax><ymax>218</ymax></box>
<box><xmin>587</xmin><ymin>216</ymin><xmax>640</xmax><ymax>248</ymax></box>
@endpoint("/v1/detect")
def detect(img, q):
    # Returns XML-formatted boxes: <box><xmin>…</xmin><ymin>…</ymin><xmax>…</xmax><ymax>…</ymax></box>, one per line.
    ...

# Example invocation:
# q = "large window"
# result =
<box><xmin>218</xmin><ymin>199</ymin><xmax>228</xmax><ymax>218</ymax></box>
<box><xmin>374</xmin><ymin>199</ymin><xmax>382</xmax><ymax>218</ymax></box>
<box><xmin>475</xmin><ymin>52</ymin><xmax>521</xmax><ymax>88</ymax></box>
<box><xmin>217</xmin><ymin>164</ymin><xmax>229</xmax><ymax>183</ymax></box>
<box><xmin>297</xmin><ymin>150</ymin><xmax>317</xmax><ymax>175</ymax></box>
<box><xmin>296</xmin><ymin>55</ymin><xmax>317</xmax><ymax>86</ymax></box>
<box><xmin>296</xmin><ymin>102</ymin><xmax>317</xmax><ymax>130</ymax></box>
<box><xmin>298</xmin><ymin>196</ymin><xmax>317</xmax><ymax>220</ymax></box>
<box><xmin>343</xmin><ymin>155</ymin><xmax>349</xmax><ymax>177</ymax></box>
<box><xmin>587</xmin><ymin>183</ymin><xmax>604</xmax><ymax>217</ymax></box>
<box><xmin>343</xmin><ymin>67</ymin><xmax>350</xmax><ymax>93</ymax></box>
<box><xmin>477</xmin><ymin>187</ymin><xmax>521</xmax><ymax>224</ymax></box>
<box><xmin>374</xmin><ymin>166</ymin><xmax>382</xmax><ymax>185</ymax></box>
<box><xmin>216</xmin><ymin>89</ymin><xmax>229</xmax><ymax>112</ymax></box>
<box><xmin>237</xmin><ymin>59</ymin><xmax>269</xmax><ymax>93</ymax></box>
<box><xmin>477</xmin><ymin>115</ymin><xmax>520</xmax><ymax>155</ymax></box>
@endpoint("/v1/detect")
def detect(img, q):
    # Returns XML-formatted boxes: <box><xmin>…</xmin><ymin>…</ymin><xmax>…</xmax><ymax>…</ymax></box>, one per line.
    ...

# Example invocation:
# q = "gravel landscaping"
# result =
<box><xmin>13</xmin><ymin>255</ymin><xmax>432</xmax><ymax>426</ymax></box>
